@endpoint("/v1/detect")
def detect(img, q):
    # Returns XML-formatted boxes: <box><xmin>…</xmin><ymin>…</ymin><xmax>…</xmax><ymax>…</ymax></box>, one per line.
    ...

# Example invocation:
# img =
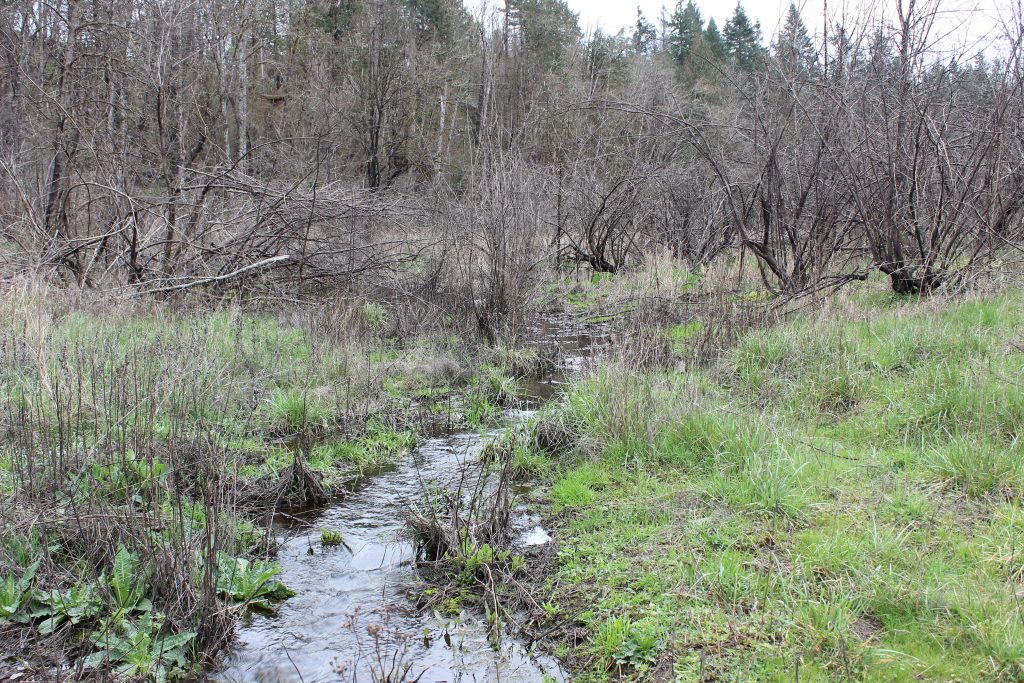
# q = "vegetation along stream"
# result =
<box><xmin>213</xmin><ymin>316</ymin><xmax>608</xmax><ymax>682</ymax></box>
<box><xmin>6</xmin><ymin>1</ymin><xmax>1019</xmax><ymax>677</ymax></box>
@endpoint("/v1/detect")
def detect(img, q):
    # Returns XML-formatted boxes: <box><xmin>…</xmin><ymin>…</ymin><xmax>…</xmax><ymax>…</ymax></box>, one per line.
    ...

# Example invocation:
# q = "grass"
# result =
<box><xmin>307</xmin><ymin>422</ymin><xmax>417</xmax><ymax>485</ymax></box>
<box><xmin>8</xmin><ymin>273</ymin><xmax>1021</xmax><ymax>680</ymax></box>
<box><xmin>524</xmin><ymin>286</ymin><xmax>1024</xmax><ymax>681</ymax></box>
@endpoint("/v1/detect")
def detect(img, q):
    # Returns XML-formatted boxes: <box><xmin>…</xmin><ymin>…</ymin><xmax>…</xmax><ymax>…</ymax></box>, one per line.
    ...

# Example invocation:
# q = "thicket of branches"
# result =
<box><xmin>1</xmin><ymin>0</ymin><xmax>1022</xmax><ymax>318</ymax></box>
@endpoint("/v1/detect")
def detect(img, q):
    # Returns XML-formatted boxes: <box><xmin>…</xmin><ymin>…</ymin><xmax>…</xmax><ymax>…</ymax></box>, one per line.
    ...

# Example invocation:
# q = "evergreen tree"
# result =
<box><xmin>316</xmin><ymin>0</ymin><xmax>359</xmax><ymax>41</ymax></box>
<box><xmin>587</xmin><ymin>29</ymin><xmax>630</xmax><ymax>87</ymax></box>
<box><xmin>667</xmin><ymin>1</ymin><xmax>704</xmax><ymax>68</ymax></box>
<box><xmin>723</xmin><ymin>2</ymin><xmax>764</xmax><ymax>70</ymax></box>
<box><xmin>774</xmin><ymin>3</ymin><xmax>815</xmax><ymax>73</ymax></box>
<box><xmin>506</xmin><ymin>0</ymin><xmax>581</xmax><ymax>69</ymax></box>
<box><xmin>403</xmin><ymin>0</ymin><xmax>451</xmax><ymax>44</ymax></box>
<box><xmin>704</xmin><ymin>18</ymin><xmax>727</xmax><ymax>62</ymax></box>
<box><xmin>632</xmin><ymin>7</ymin><xmax>657</xmax><ymax>54</ymax></box>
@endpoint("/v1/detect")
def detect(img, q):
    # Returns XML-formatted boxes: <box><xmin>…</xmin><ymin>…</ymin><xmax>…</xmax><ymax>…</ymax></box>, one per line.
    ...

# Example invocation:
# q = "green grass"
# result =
<box><xmin>0</xmin><ymin>299</ymin><xmax>498</xmax><ymax>486</ymax></box>
<box><xmin>263</xmin><ymin>388</ymin><xmax>335</xmax><ymax>433</ymax></box>
<box><xmin>666</xmin><ymin>320</ymin><xmax>704</xmax><ymax>355</ymax></box>
<box><xmin>308</xmin><ymin>422</ymin><xmax>416</xmax><ymax>483</ymax></box>
<box><xmin>529</xmin><ymin>287</ymin><xmax>1024</xmax><ymax>681</ymax></box>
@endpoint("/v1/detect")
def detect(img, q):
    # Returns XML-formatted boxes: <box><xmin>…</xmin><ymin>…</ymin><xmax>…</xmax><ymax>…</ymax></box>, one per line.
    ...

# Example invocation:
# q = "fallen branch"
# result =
<box><xmin>125</xmin><ymin>255</ymin><xmax>292</xmax><ymax>297</ymax></box>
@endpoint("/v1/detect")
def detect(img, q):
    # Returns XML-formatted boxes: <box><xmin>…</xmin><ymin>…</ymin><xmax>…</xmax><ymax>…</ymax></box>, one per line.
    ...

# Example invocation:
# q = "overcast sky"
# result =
<box><xmin>558</xmin><ymin>0</ymin><xmax>1010</xmax><ymax>53</ymax></box>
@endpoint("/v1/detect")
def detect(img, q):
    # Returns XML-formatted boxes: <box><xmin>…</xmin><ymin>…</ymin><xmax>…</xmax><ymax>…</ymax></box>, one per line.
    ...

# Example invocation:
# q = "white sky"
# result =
<box><xmin>560</xmin><ymin>0</ymin><xmax>1011</xmax><ymax>54</ymax></box>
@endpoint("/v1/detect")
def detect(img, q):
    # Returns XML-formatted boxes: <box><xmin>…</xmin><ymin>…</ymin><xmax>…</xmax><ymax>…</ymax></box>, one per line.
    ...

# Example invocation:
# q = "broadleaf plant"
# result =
<box><xmin>0</xmin><ymin>560</ymin><xmax>39</xmax><ymax>624</ymax></box>
<box><xmin>215</xmin><ymin>554</ymin><xmax>294</xmax><ymax>611</ymax></box>
<box><xmin>85</xmin><ymin>612</ymin><xmax>195</xmax><ymax>682</ymax></box>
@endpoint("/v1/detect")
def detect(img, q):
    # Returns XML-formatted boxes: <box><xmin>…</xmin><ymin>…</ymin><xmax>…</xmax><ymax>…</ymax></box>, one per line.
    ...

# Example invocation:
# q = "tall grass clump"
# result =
<box><xmin>539</xmin><ymin>363</ymin><xmax>690</xmax><ymax>462</ymax></box>
<box><xmin>729</xmin><ymin>291</ymin><xmax>1024</xmax><ymax>446</ymax></box>
<box><xmin>924</xmin><ymin>436</ymin><xmax>1024</xmax><ymax>497</ymax></box>
<box><xmin>532</xmin><ymin>357</ymin><xmax>771</xmax><ymax>477</ymax></box>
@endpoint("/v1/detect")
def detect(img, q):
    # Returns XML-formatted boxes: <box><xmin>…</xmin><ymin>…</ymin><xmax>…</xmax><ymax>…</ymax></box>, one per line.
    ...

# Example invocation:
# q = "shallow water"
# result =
<box><xmin>212</xmin><ymin>316</ymin><xmax>608</xmax><ymax>683</ymax></box>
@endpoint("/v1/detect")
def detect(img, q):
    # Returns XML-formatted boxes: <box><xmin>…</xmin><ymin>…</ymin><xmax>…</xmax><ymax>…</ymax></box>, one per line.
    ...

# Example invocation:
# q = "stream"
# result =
<box><xmin>212</xmin><ymin>317</ymin><xmax>607</xmax><ymax>683</ymax></box>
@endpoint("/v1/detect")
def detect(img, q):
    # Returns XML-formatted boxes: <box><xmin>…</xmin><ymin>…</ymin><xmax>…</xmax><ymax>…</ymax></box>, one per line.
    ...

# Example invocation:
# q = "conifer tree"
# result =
<box><xmin>632</xmin><ymin>7</ymin><xmax>657</xmax><ymax>54</ymax></box>
<box><xmin>705</xmin><ymin>18</ymin><xmax>728</xmax><ymax>62</ymax></box>
<box><xmin>774</xmin><ymin>3</ymin><xmax>815</xmax><ymax>73</ymax></box>
<box><xmin>505</xmin><ymin>0</ymin><xmax>581</xmax><ymax>69</ymax></box>
<box><xmin>827</xmin><ymin>22</ymin><xmax>854</xmax><ymax>79</ymax></box>
<box><xmin>723</xmin><ymin>2</ymin><xmax>764</xmax><ymax>70</ymax></box>
<box><xmin>667</xmin><ymin>1</ymin><xmax>704</xmax><ymax>68</ymax></box>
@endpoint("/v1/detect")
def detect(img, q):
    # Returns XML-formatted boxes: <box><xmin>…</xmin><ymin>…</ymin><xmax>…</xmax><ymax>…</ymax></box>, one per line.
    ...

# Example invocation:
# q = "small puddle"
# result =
<box><xmin>212</xmin><ymin>316</ymin><xmax>609</xmax><ymax>683</ymax></box>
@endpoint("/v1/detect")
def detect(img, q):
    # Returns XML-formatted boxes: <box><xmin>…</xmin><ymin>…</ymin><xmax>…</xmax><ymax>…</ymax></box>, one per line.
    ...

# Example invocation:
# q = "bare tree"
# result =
<box><xmin>841</xmin><ymin>0</ymin><xmax>1024</xmax><ymax>293</ymax></box>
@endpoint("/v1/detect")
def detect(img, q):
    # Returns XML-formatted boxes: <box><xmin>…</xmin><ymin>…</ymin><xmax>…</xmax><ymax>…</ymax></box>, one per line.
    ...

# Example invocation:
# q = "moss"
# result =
<box><xmin>666</xmin><ymin>320</ymin><xmax>704</xmax><ymax>355</ymax></box>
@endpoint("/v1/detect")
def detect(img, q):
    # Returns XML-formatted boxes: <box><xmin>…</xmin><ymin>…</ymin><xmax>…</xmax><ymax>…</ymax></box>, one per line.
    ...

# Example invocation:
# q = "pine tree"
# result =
<box><xmin>704</xmin><ymin>18</ymin><xmax>727</xmax><ymax>62</ymax></box>
<box><xmin>667</xmin><ymin>1</ymin><xmax>704</xmax><ymax>68</ymax></box>
<box><xmin>774</xmin><ymin>3</ymin><xmax>815</xmax><ymax>73</ymax></box>
<box><xmin>723</xmin><ymin>2</ymin><xmax>764</xmax><ymax>70</ymax></box>
<box><xmin>632</xmin><ymin>7</ymin><xmax>657</xmax><ymax>54</ymax></box>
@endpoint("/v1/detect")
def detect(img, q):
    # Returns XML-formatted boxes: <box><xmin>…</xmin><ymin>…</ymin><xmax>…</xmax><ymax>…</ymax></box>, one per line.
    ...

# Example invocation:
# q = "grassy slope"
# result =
<box><xmin>530</xmin><ymin>288</ymin><xmax>1024</xmax><ymax>681</ymax></box>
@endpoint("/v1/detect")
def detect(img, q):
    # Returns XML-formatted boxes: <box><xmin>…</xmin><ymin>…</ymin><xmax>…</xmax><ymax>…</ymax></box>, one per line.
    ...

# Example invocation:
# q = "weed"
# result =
<box><xmin>321</xmin><ymin>529</ymin><xmax>347</xmax><ymax>548</ymax></box>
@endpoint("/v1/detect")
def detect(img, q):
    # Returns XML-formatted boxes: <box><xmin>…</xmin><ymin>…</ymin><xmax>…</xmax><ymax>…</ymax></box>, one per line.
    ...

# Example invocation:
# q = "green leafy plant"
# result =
<box><xmin>127</xmin><ymin>456</ymin><xmax>168</xmax><ymax>494</ymax></box>
<box><xmin>31</xmin><ymin>582</ymin><xmax>103</xmax><ymax>635</ymax></box>
<box><xmin>109</xmin><ymin>546</ymin><xmax>152</xmax><ymax>614</ymax></box>
<box><xmin>0</xmin><ymin>560</ymin><xmax>39</xmax><ymax>624</ymax></box>
<box><xmin>447</xmin><ymin>532</ymin><xmax>525</xmax><ymax>585</ymax></box>
<box><xmin>215</xmin><ymin>554</ymin><xmax>294</xmax><ymax>611</ymax></box>
<box><xmin>85</xmin><ymin>612</ymin><xmax>195</xmax><ymax>682</ymax></box>
<box><xmin>616</xmin><ymin>627</ymin><xmax>664</xmax><ymax>667</ymax></box>
<box><xmin>320</xmin><ymin>528</ymin><xmax>349</xmax><ymax>550</ymax></box>
<box><xmin>595</xmin><ymin>616</ymin><xmax>665</xmax><ymax>670</ymax></box>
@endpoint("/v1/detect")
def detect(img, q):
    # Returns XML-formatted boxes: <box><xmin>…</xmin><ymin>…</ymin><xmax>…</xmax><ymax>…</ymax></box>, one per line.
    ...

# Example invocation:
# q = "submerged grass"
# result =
<box><xmin>525</xmin><ymin>286</ymin><xmax>1024</xmax><ymax>681</ymax></box>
